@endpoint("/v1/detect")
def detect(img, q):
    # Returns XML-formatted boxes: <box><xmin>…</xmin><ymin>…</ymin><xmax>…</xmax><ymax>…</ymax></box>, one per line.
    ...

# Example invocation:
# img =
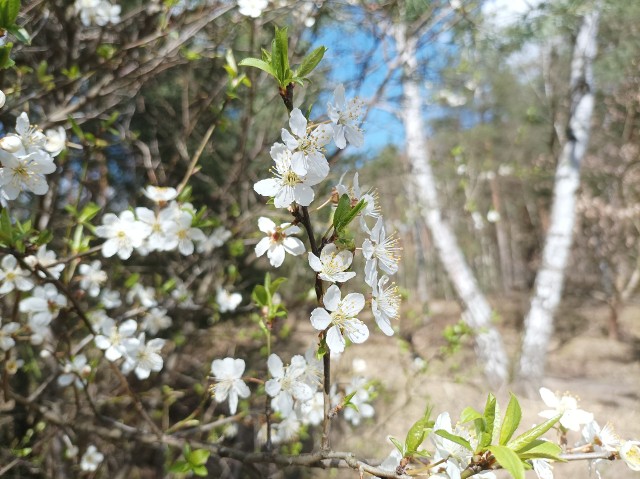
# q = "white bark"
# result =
<box><xmin>394</xmin><ymin>22</ymin><xmax>509</xmax><ymax>386</ymax></box>
<box><xmin>518</xmin><ymin>9</ymin><xmax>600</xmax><ymax>384</ymax></box>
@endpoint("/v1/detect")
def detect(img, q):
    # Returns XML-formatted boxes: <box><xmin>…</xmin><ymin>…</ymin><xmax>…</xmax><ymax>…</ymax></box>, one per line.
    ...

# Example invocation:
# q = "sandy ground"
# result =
<box><xmin>297</xmin><ymin>298</ymin><xmax>640</xmax><ymax>479</ymax></box>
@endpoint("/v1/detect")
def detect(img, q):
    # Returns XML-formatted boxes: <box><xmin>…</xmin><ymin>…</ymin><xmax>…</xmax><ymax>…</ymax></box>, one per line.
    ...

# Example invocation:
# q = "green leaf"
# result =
<box><xmin>0</xmin><ymin>0</ymin><xmax>20</xmax><ymax>28</ymax></box>
<box><xmin>516</xmin><ymin>439</ymin><xmax>563</xmax><ymax>461</ymax></box>
<box><xmin>125</xmin><ymin>273</ymin><xmax>141</xmax><ymax>289</ymax></box>
<box><xmin>488</xmin><ymin>445</ymin><xmax>525</xmax><ymax>479</ymax></box>
<box><xmin>6</xmin><ymin>24</ymin><xmax>30</xmax><ymax>45</ymax></box>
<box><xmin>500</xmin><ymin>393</ymin><xmax>522</xmax><ymax>445</ymax></box>
<box><xmin>273</xmin><ymin>26</ymin><xmax>289</xmax><ymax>84</ymax></box>
<box><xmin>188</xmin><ymin>449</ymin><xmax>210</xmax><ymax>466</ymax></box>
<box><xmin>68</xmin><ymin>116</ymin><xmax>84</xmax><ymax>141</ymax></box>
<box><xmin>238</xmin><ymin>57</ymin><xmax>275</xmax><ymax>76</ymax></box>
<box><xmin>333</xmin><ymin>194</ymin><xmax>351</xmax><ymax>231</ymax></box>
<box><xmin>507</xmin><ymin>415</ymin><xmax>561</xmax><ymax>452</ymax></box>
<box><xmin>168</xmin><ymin>460</ymin><xmax>191</xmax><ymax>473</ymax></box>
<box><xmin>269</xmin><ymin>277</ymin><xmax>287</xmax><ymax>295</ymax></box>
<box><xmin>434</xmin><ymin>430</ymin><xmax>473</xmax><ymax>452</ymax></box>
<box><xmin>192</xmin><ymin>464</ymin><xmax>208</xmax><ymax>476</ymax></box>
<box><xmin>479</xmin><ymin>393</ymin><xmax>497</xmax><ymax>449</ymax></box>
<box><xmin>0</xmin><ymin>43</ymin><xmax>14</xmax><ymax>69</ymax></box>
<box><xmin>460</xmin><ymin>406</ymin><xmax>483</xmax><ymax>423</ymax></box>
<box><xmin>294</xmin><ymin>46</ymin><xmax>327</xmax><ymax>79</ymax></box>
<box><xmin>251</xmin><ymin>285</ymin><xmax>268</xmax><ymax>307</ymax></box>
<box><xmin>389</xmin><ymin>436</ymin><xmax>404</xmax><ymax>455</ymax></box>
<box><xmin>405</xmin><ymin>406</ymin><xmax>433</xmax><ymax>454</ymax></box>
<box><xmin>78</xmin><ymin>203</ymin><xmax>101</xmax><ymax>224</ymax></box>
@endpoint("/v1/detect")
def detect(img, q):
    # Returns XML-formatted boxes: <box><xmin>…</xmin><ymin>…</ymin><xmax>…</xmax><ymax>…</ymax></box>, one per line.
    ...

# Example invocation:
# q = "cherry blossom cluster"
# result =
<box><xmin>95</xmin><ymin>186</ymin><xmax>208</xmax><ymax>259</ymax></box>
<box><xmin>210</xmin><ymin>351</ymin><xmax>376</xmax><ymax>444</ymax></box>
<box><xmin>0</xmin><ymin>113</ymin><xmax>65</xmax><ymax>201</ymax></box>
<box><xmin>74</xmin><ymin>0</ymin><xmax>121</xmax><ymax>27</ymax></box>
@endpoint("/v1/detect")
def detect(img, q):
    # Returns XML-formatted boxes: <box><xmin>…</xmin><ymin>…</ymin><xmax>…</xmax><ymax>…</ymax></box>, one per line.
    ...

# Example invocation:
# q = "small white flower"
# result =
<box><xmin>487</xmin><ymin>210</ymin><xmax>501</xmax><ymax>223</ymax></box>
<box><xmin>78</xmin><ymin>260</ymin><xmax>107</xmax><ymax>297</ymax></box>
<box><xmin>298</xmin><ymin>391</ymin><xmax>325</xmax><ymax>426</ymax></box>
<box><xmin>126</xmin><ymin>283</ymin><xmax>157</xmax><ymax>308</ymax></box>
<box><xmin>217</xmin><ymin>288</ymin><xmax>242</xmax><ymax>313</ymax></box>
<box><xmin>254</xmin><ymin>144</ymin><xmax>323</xmax><ymax>208</ymax></box>
<box><xmin>95</xmin><ymin>210</ymin><xmax>152</xmax><ymax>260</ymax></box>
<box><xmin>135</xmin><ymin>206</ymin><xmax>176</xmax><ymax>253</ymax></box>
<box><xmin>255</xmin><ymin>217</ymin><xmax>305</xmax><ymax>268</ymax></box>
<box><xmin>343</xmin><ymin>376</ymin><xmax>375</xmax><ymax>426</ymax></box>
<box><xmin>75</xmin><ymin>0</ymin><xmax>121</xmax><ymax>26</ymax></box>
<box><xmin>44</xmin><ymin>126</ymin><xmax>66</xmax><ymax>157</ymax></box>
<box><xmin>173</xmin><ymin>213</ymin><xmax>206</xmax><ymax>255</ymax></box>
<box><xmin>0</xmin><ymin>150</ymin><xmax>56</xmax><ymax>200</ymax></box>
<box><xmin>142</xmin><ymin>185</ymin><xmax>178</xmax><ymax>203</ymax></box>
<box><xmin>327</xmin><ymin>84</ymin><xmax>365</xmax><ymax>149</ymax></box>
<box><xmin>197</xmin><ymin>226</ymin><xmax>232</xmax><ymax>254</ymax></box>
<box><xmin>211</xmin><ymin>357</ymin><xmax>251</xmax><ymax>414</ymax></box>
<box><xmin>308</xmin><ymin>243</ymin><xmax>356</xmax><ymax>283</ymax></box>
<box><xmin>532</xmin><ymin>459</ymin><xmax>554</xmax><ymax>479</ymax></box>
<box><xmin>57</xmin><ymin>354</ymin><xmax>91</xmax><ymax>388</ymax></box>
<box><xmin>122</xmin><ymin>333</ymin><xmax>165</xmax><ymax>380</ymax></box>
<box><xmin>265</xmin><ymin>353</ymin><xmax>314</xmax><ymax>416</ymax></box>
<box><xmin>142</xmin><ymin>307</ymin><xmax>172</xmax><ymax>335</ymax></box>
<box><xmin>310</xmin><ymin>284</ymin><xmax>368</xmax><ymax>353</ymax></box>
<box><xmin>0</xmin><ymin>254</ymin><xmax>34</xmax><ymax>293</ymax></box>
<box><xmin>620</xmin><ymin>440</ymin><xmax>640</xmax><ymax>472</ymax></box>
<box><xmin>237</xmin><ymin>0</ymin><xmax>268</xmax><ymax>18</ymax></box>
<box><xmin>281</xmin><ymin>108</ymin><xmax>332</xmax><ymax>180</ymax></box>
<box><xmin>19</xmin><ymin>284</ymin><xmax>67</xmax><ymax>325</ymax></box>
<box><xmin>0</xmin><ymin>90</ymin><xmax>5</xmax><ymax>108</ymax></box>
<box><xmin>24</xmin><ymin>244</ymin><xmax>65</xmax><ymax>279</ymax></box>
<box><xmin>538</xmin><ymin>387</ymin><xmax>594</xmax><ymax>431</ymax></box>
<box><xmin>362</xmin><ymin>216</ymin><xmax>401</xmax><ymax>287</ymax></box>
<box><xmin>0</xmin><ymin>321</ymin><xmax>20</xmax><ymax>351</ymax></box>
<box><xmin>94</xmin><ymin>318</ymin><xmax>138</xmax><ymax>361</ymax></box>
<box><xmin>371</xmin><ymin>275</ymin><xmax>401</xmax><ymax>336</ymax></box>
<box><xmin>581</xmin><ymin>421</ymin><xmax>620</xmax><ymax>452</ymax></box>
<box><xmin>100</xmin><ymin>288</ymin><xmax>122</xmax><ymax>309</ymax></box>
<box><xmin>80</xmin><ymin>445</ymin><xmax>104</xmax><ymax>472</ymax></box>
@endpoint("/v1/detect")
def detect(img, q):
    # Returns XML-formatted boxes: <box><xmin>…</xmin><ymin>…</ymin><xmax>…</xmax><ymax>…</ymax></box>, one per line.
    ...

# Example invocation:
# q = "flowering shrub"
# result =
<box><xmin>0</xmin><ymin>1</ymin><xmax>638</xmax><ymax>478</ymax></box>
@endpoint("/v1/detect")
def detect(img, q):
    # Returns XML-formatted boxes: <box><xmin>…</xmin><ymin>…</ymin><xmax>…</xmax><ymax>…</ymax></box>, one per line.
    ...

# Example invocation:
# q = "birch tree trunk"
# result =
<box><xmin>517</xmin><ymin>9</ymin><xmax>600</xmax><ymax>385</ymax></box>
<box><xmin>394</xmin><ymin>22</ymin><xmax>510</xmax><ymax>387</ymax></box>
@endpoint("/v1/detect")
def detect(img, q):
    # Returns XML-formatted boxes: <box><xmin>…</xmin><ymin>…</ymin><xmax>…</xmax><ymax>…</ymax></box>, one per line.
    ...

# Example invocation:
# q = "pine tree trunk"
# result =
<box><xmin>517</xmin><ymin>9</ymin><xmax>600</xmax><ymax>386</ymax></box>
<box><xmin>394</xmin><ymin>22</ymin><xmax>510</xmax><ymax>387</ymax></box>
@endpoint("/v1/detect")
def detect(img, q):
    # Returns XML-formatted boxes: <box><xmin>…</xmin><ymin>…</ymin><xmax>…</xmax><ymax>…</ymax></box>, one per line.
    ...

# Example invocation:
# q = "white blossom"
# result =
<box><xmin>265</xmin><ymin>353</ymin><xmax>314</xmax><ymax>416</ymax></box>
<box><xmin>80</xmin><ymin>445</ymin><xmax>104</xmax><ymax>472</ymax></box>
<box><xmin>211</xmin><ymin>357</ymin><xmax>251</xmax><ymax>414</ymax></box>
<box><xmin>95</xmin><ymin>210</ymin><xmax>152</xmax><ymax>260</ymax></box>
<box><xmin>141</xmin><ymin>307</ymin><xmax>172</xmax><ymax>335</ymax></box>
<box><xmin>217</xmin><ymin>288</ymin><xmax>242</xmax><ymax>313</ymax></box>
<box><xmin>281</xmin><ymin>108</ymin><xmax>332</xmax><ymax>180</ymax></box>
<box><xmin>142</xmin><ymin>185</ymin><xmax>178</xmax><ymax>203</ymax></box>
<box><xmin>122</xmin><ymin>333</ymin><xmax>165</xmax><ymax>379</ymax></box>
<box><xmin>362</xmin><ymin>216</ymin><xmax>401</xmax><ymax>287</ymax></box>
<box><xmin>620</xmin><ymin>440</ymin><xmax>640</xmax><ymax>472</ymax></box>
<box><xmin>24</xmin><ymin>244</ymin><xmax>65</xmax><ymax>279</ymax></box>
<box><xmin>581</xmin><ymin>421</ymin><xmax>621</xmax><ymax>453</ymax></box>
<box><xmin>0</xmin><ymin>254</ymin><xmax>34</xmax><ymax>293</ymax></box>
<box><xmin>0</xmin><ymin>90</ymin><xmax>5</xmax><ymax>108</ymax></box>
<box><xmin>327</xmin><ymin>84</ymin><xmax>365</xmax><ymax>149</ymax></box>
<box><xmin>308</xmin><ymin>243</ymin><xmax>356</xmax><ymax>283</ymax></box>
<box><xmin>255</xmin><ymin>217</ymin><xmax>305</xmax><ymax>268</ymax></box>
<box><xmin>0</xmin><ymin>320</ymin><xmax>20</xmax><ymax>351</ymax></box>
<box><xmin>343</xmin><ymin>377</ymin><xmax>375</xmax><ymax>426</ymax></box>
<box><xmin>94</xmin><ymin>318</ymin><xmax>138</xmax><ymax>361</ymax></box>
<box><xmin>310</xmin><ymin>284</ymin><xmax>368</xmax><ymax>353</ymax></box>
<box><xmin>19</xmin><ymin>284</ymin><xmax>67</xmax><ymax>325</ymax></box>
<box><xmin>532</xmin><ymin>459</ymin><xmax>554</xmax><ymax>479</ymax></box>
<box><xmin>237</xmin><ymin>0</ymin><xmax>268</xmax><ymax>18</ymax></box>
<box><xmin>78</xmin><ymin>260</ymin><xmax>107</xmax><ymax>297</ymax></box>
<box><xmin>44</xmin><ymin>126</ymin><xmax>66</xmax><ymax>157</ymax></box>
<box><xmin>254</xmin><ymin>143</ymin><xmax>323</xmax><ymax>208</ymax></box>
<box><xmin>57</xmin><ymin>354</ymin><xmax>91</xmax><ymax>388</ymax></box>
<box><xmin>100</xmin><ymin>289</ymin><xmax>122</xmax><ymax>309</ymax></box>
<box><xmin>371</xmin><ymin>275</ymin><xmax>400</xmax><ymax>336</ymax></box>
<box><xmin>538</xmin><ymin>387</ymin><xmax>594</xmax><ymax>431</ymax></box>
<box><xmin>75</xmin><ymin>0</ymin><xmax>121</xmax><ymax>26</ymax></box>
<box><xmin>126</xmin><ymin>283</ymin><xmax>157</xmax><ymax>308</ymax></box>
<box><xmin>197</xmin><ymin>226</ymin><xmax>232</xmax><ymax>254</ymax></box>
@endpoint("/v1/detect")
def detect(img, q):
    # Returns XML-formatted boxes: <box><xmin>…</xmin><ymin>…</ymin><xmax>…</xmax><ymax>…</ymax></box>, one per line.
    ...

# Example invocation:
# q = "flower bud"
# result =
<box><xmin>0</xmin><ymin>135</ymin><xmax>22</xmax><ymax>153</ymax></box>
<box><xmin>0</xmin><ymin>89</ymin><xmax>5</xmax><ymax>108</ymax></box>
